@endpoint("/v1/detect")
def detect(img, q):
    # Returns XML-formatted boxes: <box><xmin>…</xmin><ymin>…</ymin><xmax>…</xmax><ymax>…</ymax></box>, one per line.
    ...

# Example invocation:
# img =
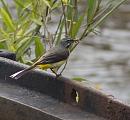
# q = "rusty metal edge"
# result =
<box><xmin>0</xmin><ymin>95</ymin><xmax>62</xmax><ymax>120</ymax></box>
<box><xmin>0</xmin><ymin>57</ymin><xmax>130</xmax><ymax>120</ymax></box>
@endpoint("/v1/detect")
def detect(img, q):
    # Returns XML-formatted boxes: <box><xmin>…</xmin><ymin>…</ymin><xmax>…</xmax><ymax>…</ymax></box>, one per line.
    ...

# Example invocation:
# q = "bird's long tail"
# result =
<box><xmin>10</xmin><ymin>65</ymin><xmax>36</xmax><ymax>80</ymax></box>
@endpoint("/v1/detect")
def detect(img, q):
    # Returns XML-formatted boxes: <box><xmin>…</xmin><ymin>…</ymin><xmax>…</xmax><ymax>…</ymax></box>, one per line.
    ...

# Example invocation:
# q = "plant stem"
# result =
<box><xmin>53</xmin><ymin>14</ymin><xmax>63</xmax><ymax>43</ymax></box>
<box><xmin>94</xmin><ymin>0</ymin><xmax>126</xmax><ymax>28</ymax></box>
<box><xmin>61</xmin><ymin>0</ymin><xmax>68</xmax><ymax>36</ymax></box>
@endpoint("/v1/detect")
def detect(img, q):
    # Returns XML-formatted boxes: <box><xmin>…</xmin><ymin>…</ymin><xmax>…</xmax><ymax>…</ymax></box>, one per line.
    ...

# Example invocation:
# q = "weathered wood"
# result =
<box><xmin>0</xmin><ymin>96</ymin><xmax>61</xmax><ymax>120</ymax></box>
<box><xmin>0</xmin><ymin>57</ymin><xmax>130</xmax><ymax>120</ymax></box>
<box><xmin>0</xmin><ymin>50</ymin><xmax>16</xmax><ymax>61</ymax></box>
<box><xmin>0</xmin><ymin>82</ymin><xmax>105</xmax><ymax>120</ymax></box>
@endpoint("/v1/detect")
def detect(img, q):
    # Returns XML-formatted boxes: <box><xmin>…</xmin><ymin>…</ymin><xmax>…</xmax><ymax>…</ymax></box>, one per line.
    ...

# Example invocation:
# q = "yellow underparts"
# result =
<box><xmin>37</xmin><ymin>60</ymin><xmax>65</xmax><ymax>70</ymax></box>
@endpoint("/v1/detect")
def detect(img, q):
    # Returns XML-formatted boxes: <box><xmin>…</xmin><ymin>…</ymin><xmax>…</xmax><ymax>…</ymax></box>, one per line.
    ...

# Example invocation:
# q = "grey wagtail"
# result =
<box><xmin>10</xmin><ymin>37</ymin><xmax>78</xmax><ymax>79</ymax></box>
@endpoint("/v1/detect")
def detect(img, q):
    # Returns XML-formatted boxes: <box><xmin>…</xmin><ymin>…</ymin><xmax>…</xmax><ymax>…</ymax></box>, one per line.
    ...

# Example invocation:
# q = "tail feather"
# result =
<box><xmin>10</xmin><ymin>65</ymin><xmax>36</xmax><ymax>80</ymax></box>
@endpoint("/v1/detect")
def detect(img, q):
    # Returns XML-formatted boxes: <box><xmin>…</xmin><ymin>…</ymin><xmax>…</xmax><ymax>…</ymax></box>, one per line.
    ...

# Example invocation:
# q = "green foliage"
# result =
<box><xmin>0</xmin><ymin>0</ymin><xmax>45</xmax><ymax>63</ymax></box>
<box><xmin>35</xmin><ymin>36</ymin><xmax>45</xmax><ymax>58</ymax></box>
<box><xmin>0</xmin><ymin>0</ymin><xmax>126</xmax><ymax>69</ymax></box>
<box><xmin>72</xmin><ymin>77</ymin><xmax>86</xmax><ymax>82</ymax></box>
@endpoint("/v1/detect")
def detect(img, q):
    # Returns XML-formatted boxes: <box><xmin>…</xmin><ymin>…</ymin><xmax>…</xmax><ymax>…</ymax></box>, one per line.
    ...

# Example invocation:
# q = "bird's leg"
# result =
<box><xmin>50</xmin><ymin>60</ymin><xmax>68</xmax><ymax>77</ymax></box>
<box><xmin>50</xmin><ymin>68</ymin><xmax>59</xmax><ymax>76</ymax></box>
<box><xmin>58</xmin><ymin>60</ymin><xmax>68</xmax><ymax>76</ymax></box>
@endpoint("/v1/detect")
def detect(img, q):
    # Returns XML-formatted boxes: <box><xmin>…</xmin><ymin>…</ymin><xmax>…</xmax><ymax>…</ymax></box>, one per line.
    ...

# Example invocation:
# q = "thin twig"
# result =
<box><xmin>94</xmin><ymin>0</ymin><xmax>126</xmax><ymax>28</ymax></box>
<box><xmin>73</xmin><ymin>0</ymin><xmax>78</xmax><ymax>21</ymax></box>
<box><xmin>59</xmin><ymin>60</ymin><xmax>68</xmax><ymax>75</ymax></box>
<box><xmin>61</xmin><ymin>0</ymin><xmax>68</xmax><ymax>36</ymax></box>
<box><xmin>43</xmin><ymin>6</ymin><xmax>52</xmax><ymax>48</ymax></box>
<box><xmin>50</xmin><ymin>68</ymin><xmax>58</xmax><ymax>76</ymax></box>
<box><xmin>53</xmin><ymin>14</ymin><xmax>64</xmax><ymax>43</ymax></box>
<box><xmin>43</xmin><ymin>0</ymin><xmax>58</xmax><ymax>48</ymax></box>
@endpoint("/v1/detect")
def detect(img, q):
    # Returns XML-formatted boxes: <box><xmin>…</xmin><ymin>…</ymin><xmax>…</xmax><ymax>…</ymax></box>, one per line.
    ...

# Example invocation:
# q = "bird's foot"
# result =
<box><xmin>50</xmin><ymin>68</ymin><xmax>61</xmax><ymax>78</ymax></box>
<box><xmin>56</xmin><ymin>73</ymin><xmax>62</xmax><ymax>78</ymax></box>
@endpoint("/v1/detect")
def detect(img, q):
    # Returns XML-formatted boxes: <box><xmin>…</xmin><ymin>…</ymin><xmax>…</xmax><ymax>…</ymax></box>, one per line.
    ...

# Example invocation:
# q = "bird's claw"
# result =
<box><xmin>56</xmin><ymin>73</ymin><xmax>62</xmax><ymax>78</ymax></box>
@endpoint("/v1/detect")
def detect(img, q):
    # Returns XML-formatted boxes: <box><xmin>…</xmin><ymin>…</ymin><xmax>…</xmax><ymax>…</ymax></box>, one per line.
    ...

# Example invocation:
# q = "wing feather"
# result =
<box><xmin>35</xmin><ymin>47</ymin><xmax>69</xmax><ymax>65</ymax></box>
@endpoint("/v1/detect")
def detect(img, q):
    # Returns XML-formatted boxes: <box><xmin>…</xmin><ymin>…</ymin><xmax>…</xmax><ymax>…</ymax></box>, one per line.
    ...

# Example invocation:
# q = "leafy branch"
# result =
<box><xmin>0</xmin><ymin>0</ymin><xmax>126</xmax><ymax>73</ymax></box>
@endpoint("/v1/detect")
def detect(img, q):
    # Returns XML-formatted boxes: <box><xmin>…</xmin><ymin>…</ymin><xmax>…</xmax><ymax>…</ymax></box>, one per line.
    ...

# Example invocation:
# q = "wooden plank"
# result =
<box><xmin>0</xmin><ymin>57</ymin><xmax>130</xmax><ymax>119</ymax></box>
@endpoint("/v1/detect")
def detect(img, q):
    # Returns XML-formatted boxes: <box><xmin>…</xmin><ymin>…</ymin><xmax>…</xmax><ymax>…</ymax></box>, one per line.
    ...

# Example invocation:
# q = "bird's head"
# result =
<box><xmin>60</xmin><ymin>37</ymin><xmax>78</xmax><ymax>48</ymax></box>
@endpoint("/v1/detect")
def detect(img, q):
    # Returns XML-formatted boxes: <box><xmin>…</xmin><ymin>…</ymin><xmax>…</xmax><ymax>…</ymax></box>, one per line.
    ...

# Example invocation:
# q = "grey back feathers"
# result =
<box><xmin>36</xmin><ymin>46</ymin><xmax>69</xmax><ymax>65</ymax></box>
<box><xmin>35</xmin><ymin>37</ymin><xmax>74</xmax><ymax>65</ymax></box>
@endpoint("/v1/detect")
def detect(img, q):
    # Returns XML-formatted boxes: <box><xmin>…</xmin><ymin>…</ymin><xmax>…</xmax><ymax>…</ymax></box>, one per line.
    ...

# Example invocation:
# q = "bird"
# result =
<box><xmin>10</xmin><ymin>37</ymin><xmax>78</xmax><ymax>79</ymax></box>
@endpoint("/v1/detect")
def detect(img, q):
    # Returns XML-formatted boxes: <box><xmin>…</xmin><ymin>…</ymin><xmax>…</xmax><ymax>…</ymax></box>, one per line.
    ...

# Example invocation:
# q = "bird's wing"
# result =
<box><xmin>35</xmin><ymin>47</ymin><xmax>69</xmax><ymax>65</ymax></box>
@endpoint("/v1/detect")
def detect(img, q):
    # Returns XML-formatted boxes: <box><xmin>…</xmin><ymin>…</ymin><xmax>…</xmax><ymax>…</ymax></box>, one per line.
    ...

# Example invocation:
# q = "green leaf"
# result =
<box><xmin>14</xmin><ymin>0</ymin><xmax>33</xmax><ymax>17</ymax></box>
<box><xmin>0</xmin><ymin>43</ymin><xmax>5</xmax><ymax>49</ymax></box>
<box><xmin>16</xmin><ymin>24</ymin><xmax>41</xmax><ymax>60</ymax></box>
<box><xmin>0</xmin><ymin>28</ymin><xmax>9</xmax><ymax>38</ymax></box>
<box><xmin>0</xmin><ymin>8</ymin><xmax>15</xmax><ymax>31</ymax></box>
<box><xmin>71</xmin><ymin>15</ymin><xmax>84</xmax><ymax>38</ymax></box>
<box><xmin>72</xmin><ymin>77</ymin><xmax>86</xmax><ymax>82</ymax></box>
<box><xmin>51</xmin><ymin>1</ymin><xmax>61</xmax><ymax>10</ymax></box>
<box><xmin>31</xmin><ymin>18</ymin><xmax>43</xmax><ymax>25</ymax></box>
<box><xmin>41</xmin><ymin>0</ymin><xmax>51</xmax><ymax>8</ymax></box>
<box><xmin>0</xmin><ymin>38</ymin><xmax>7</xmax><ymax>42</ymax></box>
<box><xmin>35</xmin><ymin>37</ymin><xmax>45</xmax><ymax>58</ymax></box>
<box><xmin>16</xmin><ymin>37</ymin><xmax>33</xmax><ymax>60</ymax></box>
<box><xmin>67</xmin><ymin>0</ymin><xmax>73</xmax><ymax>21</ymax></box>
<box><xmin>14</xmin><ymin>0</ymin><xmax>25</xmax><ymax>8</ymax></box>
<box><xmin>0</xmin><ymin>0</ymin><xmax>12</xmax><ymax>19</ymax></box>
<box><xmin>87</xmin><ymin>0</ymin><xmax>97</xmax><ymax>25</ymax></box>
